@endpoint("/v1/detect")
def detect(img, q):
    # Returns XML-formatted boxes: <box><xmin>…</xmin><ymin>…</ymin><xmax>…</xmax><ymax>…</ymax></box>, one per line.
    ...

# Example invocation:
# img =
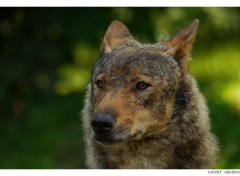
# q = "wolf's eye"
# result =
<box><xmin>135</xmin><ymin>81</ymin><xmax>149</xmax><ymax>91</ymax></box>
<box><xmin>96</xmin><ymin>80</ymin><xmax>104</xmax><ymax>89</ymax></box>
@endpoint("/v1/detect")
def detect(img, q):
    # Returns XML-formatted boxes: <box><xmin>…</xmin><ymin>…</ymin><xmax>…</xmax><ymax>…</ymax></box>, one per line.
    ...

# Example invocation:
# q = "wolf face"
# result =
<box><xmin>83</xmin><ymin>20</ymin><xmax>218</xmax><ymax>169</ymax></box>
<box><xmin>90</xmin><ymin>20</ymin><xmax>199</xmax><ymax>144</ymax></box>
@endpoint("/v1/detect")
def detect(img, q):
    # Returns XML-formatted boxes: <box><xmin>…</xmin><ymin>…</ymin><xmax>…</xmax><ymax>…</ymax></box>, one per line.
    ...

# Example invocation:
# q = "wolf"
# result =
<box><xmin>82</xmin><ymin>19</ymin><xmax>219</xmax><ymax>169</ymax></box>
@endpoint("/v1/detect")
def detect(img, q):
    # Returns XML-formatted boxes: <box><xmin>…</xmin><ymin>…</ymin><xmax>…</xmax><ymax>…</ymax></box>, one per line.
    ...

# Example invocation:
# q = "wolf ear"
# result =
<box><xmin>100</xmin><ymin>20</ymin><xmax>134</xmax><ymax>54</ymax></box>
<box><xmin>165</xmin><ymin>19</ymin><xmax>199</xmax><ymax>75</ymax></box>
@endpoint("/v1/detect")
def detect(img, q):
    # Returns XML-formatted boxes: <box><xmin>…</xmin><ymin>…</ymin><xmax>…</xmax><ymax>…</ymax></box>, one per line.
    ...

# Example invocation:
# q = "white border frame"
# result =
<box><xmin>0</xmin><ymin>0</ymin><xmax>240</xmax><ymax>7</ymax></box>
<box><xmin>1</xmin><ymin>169</ymin><xmax>239</xmax><ymax>176</ymax></box>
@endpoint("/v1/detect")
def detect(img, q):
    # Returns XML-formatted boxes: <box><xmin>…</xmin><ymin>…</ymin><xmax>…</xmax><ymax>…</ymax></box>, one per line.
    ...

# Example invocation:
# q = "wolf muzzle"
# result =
<box><xmin>91</xmin><ymin>113</ymin><xmax>115</xmax><ymax>134</ymax></box>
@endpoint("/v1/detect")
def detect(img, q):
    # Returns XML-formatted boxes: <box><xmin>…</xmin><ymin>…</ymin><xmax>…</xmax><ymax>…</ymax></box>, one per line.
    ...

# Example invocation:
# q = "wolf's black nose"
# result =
<box><xmin>91</xmin><ymin>113</ymin><xmax>115</xmax><ymax>133</ymax></box>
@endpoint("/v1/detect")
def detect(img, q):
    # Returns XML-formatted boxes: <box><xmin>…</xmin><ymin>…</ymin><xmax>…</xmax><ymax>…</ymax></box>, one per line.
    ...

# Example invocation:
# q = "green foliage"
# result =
<box><xmin>0</xmin><ymin>8</ymin><xmax>239</xmax><ymax>168</ymax></box>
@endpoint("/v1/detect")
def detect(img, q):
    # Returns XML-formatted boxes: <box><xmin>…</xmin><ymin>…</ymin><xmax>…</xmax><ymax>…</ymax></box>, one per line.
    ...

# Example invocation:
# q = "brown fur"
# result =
<box><xmin>82</xmin><ymin>20</ymin><xmax>219</xmax><ymax>168</ymax></box>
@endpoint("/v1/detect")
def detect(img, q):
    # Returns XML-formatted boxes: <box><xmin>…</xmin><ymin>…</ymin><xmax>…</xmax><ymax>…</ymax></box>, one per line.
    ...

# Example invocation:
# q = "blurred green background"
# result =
<box><xmin>0</xmin><ymin>8</ymin><xmax>240</xmax><ymax>169</ymax></box>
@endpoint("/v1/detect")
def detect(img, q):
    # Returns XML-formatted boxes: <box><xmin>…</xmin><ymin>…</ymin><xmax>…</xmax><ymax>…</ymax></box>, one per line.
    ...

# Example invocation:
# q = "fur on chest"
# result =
<box><xmin>100</xmin><ymin>140</ymin><xmax>175</xmax><ymax>169</ymax></box>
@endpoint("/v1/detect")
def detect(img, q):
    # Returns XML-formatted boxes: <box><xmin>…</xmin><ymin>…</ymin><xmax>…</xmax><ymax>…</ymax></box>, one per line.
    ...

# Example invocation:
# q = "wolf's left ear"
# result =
<box><xmin>100</xmin><ymin>20</ymin><xmax>135</xmax><ymax>54</ymax></box>
<box><xmin>165</xmin><ymin>19</ymin><xmax>199</xmax><ymax>75</ymax></box>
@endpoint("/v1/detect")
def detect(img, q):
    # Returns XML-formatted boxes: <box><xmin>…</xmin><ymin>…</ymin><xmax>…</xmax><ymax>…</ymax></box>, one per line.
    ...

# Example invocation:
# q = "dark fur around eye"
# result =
<box><xmin>96</xmin><ymin>80</ymin><xmax>104</xmax><ymax>89</ymax></box>
<box><xmin>135</xmin><ymin>81</ymin><xmax>149</xmax><ymax>91</ymax></box>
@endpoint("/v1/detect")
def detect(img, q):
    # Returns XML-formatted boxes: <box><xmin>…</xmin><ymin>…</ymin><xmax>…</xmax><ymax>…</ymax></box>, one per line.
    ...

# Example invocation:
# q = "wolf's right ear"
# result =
<box><xmin>100</xmin><ymin>20</ymin><xmax>134</xmax><ymax>54</ymax></box>
<box><xmin>163</xmin><ymin>19</ymin><xmax>199</xmax><ymax>76</ymax></box>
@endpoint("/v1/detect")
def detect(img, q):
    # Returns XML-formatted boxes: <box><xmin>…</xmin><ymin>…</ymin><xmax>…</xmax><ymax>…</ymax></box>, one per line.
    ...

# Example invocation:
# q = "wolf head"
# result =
<box><xmin>89</xmin><ymin>20</ymin><xmax>199</xmax><ymax>144</ymax></box>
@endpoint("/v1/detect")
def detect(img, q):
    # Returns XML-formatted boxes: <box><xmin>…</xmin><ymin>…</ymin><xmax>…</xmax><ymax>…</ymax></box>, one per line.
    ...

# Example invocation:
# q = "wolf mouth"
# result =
<box><xmin>93</xmin><ymin>126</ymin><xmax>146</xmax><ymax>145</ymax></box>
<box><xmin>94</xmin><ymin>131</ymin><xmax>131</xmax><ymax>144</ymax></box>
